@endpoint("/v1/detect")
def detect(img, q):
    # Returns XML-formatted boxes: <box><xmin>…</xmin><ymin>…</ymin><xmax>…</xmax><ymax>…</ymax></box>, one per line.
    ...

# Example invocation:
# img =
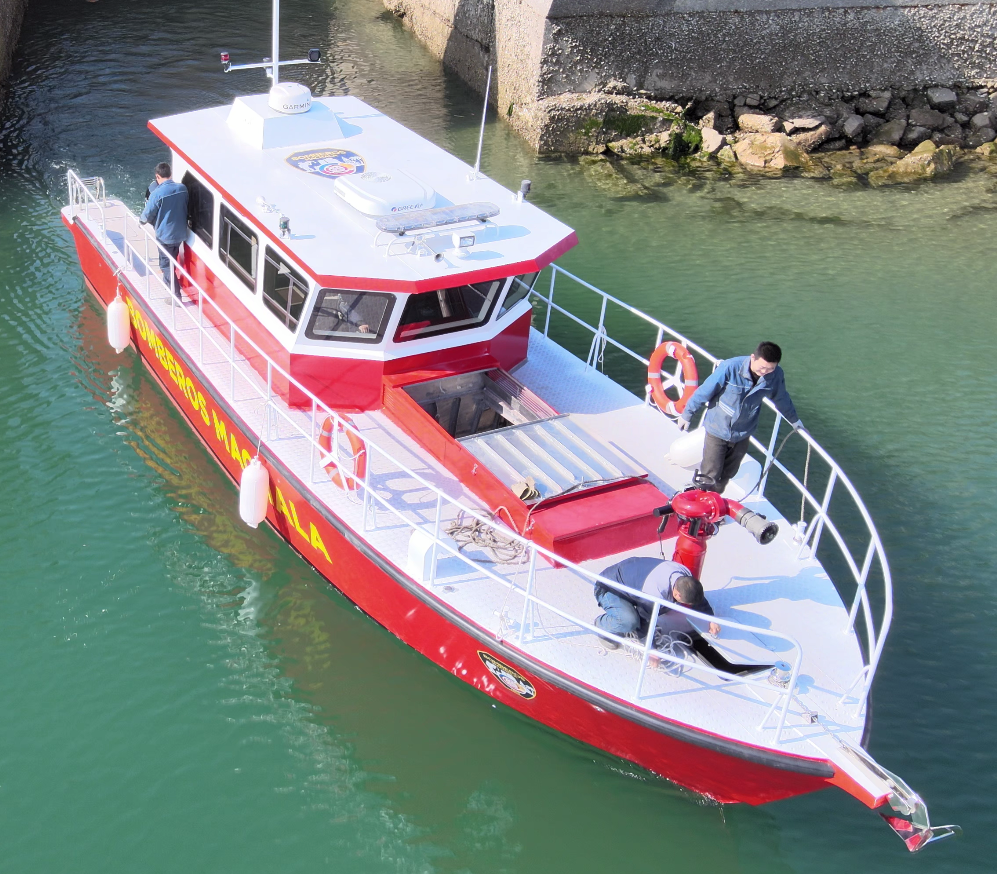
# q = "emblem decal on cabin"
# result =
<box><xmin>286</xmin><ymin>147</ymin><xmax>366</xmax><ymax>178</ymax></box>
<box><xmin>478</xmin><ymin>651</ymin><xmax>536</xmax><ymax>700</ymax></box>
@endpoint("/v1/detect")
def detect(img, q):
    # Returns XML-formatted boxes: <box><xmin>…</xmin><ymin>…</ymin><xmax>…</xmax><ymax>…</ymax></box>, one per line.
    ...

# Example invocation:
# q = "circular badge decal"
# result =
<box><xmin>286</xmin><ymin>148</ymin><xmax>366</xmax><ymax>178</ymax></box>
<box><xmin>478</xmin><ymin>651</ymin><xmax>536</xmax><ymax>700</ymax></box>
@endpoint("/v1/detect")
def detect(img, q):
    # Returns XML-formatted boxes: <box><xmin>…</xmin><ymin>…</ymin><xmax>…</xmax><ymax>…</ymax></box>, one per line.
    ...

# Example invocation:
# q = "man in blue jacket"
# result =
<box><xmin>677</xmin><ymin>341</ymin><xmax>802</xmax><ymax>494</ymax></box>
<box><xmin>140</xmin><ymin>162</ymin><xmax>188</xmax><ymax>298</ymax></box>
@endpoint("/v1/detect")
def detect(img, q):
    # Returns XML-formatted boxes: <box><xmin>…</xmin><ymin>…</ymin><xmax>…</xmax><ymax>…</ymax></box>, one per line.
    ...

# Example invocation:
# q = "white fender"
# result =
<box><xmin>666</xmin><ymin>427</ymin><xmax>706</xmax><ymax>469</ymax></box>
<box><xmin>107</xmin><ymin>294</ymin><xmax>131</xmax><ymax>354</ymax></box>
<box><xmin>239</xmin><ymin>456</ymin><xmax>270</xmax><ymax>528</ymax></box>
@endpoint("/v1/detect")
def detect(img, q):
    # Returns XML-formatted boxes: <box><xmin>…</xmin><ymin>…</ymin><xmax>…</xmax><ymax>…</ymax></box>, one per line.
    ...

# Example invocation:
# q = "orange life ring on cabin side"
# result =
<box><xmin>648</xmin><ymin>341</ymin><xmax>699</xmax><ymax>416</ymax></box>
<box><xmin>318</xmin><ymin>415</ymin><xmax>368</xmax><ymax>491</ymax></box>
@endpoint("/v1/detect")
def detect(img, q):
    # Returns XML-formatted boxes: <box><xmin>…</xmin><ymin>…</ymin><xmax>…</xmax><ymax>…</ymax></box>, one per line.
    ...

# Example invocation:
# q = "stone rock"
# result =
<box><xmin>737</xmin><ymin>112</ymin><xmax>782</xmax><ymax>133</ymax></box>
<box><xmin>867</xmin><ymin>144</ymin><xmax>903</xmax><ymax>158</ymax></box>
<box><xmin>868</xmin><ymin>118</ymin><xmax>907</xmax><ymax>146</ymax></box>
<box><xmin>694</xmin><ymin>98</ymin><xmax>734</xmax><ymax>134</ymax></box>
<box><xmin>604</xmin><ymin>80</ymin><xmax>632</xmax><ymax>95</ymax></box>
<box><xmin>975</xmin><ymin>141</ymin><xmax>997</xmax><ymax>158</ymax></box>
<box><xmin>699</xmin><ymin>110</ymin><xmax>734</xmax><ymax>135</ymax></box>
<box><xmin>716</xmin><ymin>144</ymin><xmax>737</xmax><ymax>165</ymax></box>
<box><xmin>932</xmin><ymin>131</ymin><xmax>963</xmax><ymax>147</ymax></box>
<box><xmin>954</xmin><ymin>112</ymin><xmax>970</xmax><ymax>124</ymax></box>
<box><xmin>801</xmin><ymin>159</ymin><xmax>831</xmax><ymax>179</ymax></box>
<box><xmin>734</xmin><ymin>95</ymin><xmax>746</xmax><ymax>107</ymax></box>
<box><xmin>905</xmin><ymin>90</ymin><xmax>929</xmax><ymax>110</ymax></box>
<box><xmin>732</xmin><ymin>133</ymin><xmax>809</xmax><ymax>170</ymax></box>
<box><xmin>863</xmin><ymin>114</ymin><xmax>886</xmax><ymax>132</ymax></box>
<box><xmin>971</xmin><ymin>112</ymin><xmax>992</xmax><ymax>130</ymax></box>
<box><xmin>830</xmin><ymin>167</ymin><xmax>862</xmax><ymax>188</ymax></box>
<box><xmin>926</xmin><ymin>87</ymin><xmax>958</xmax><ymax>111</ymax></box>
<box><xmin>908</xmin><ymin>107</ymin><xmax>947</xmax><ymax>130</ymax></box>
<box><xmin>784</xmin><ymin>116</ymin><xmax>823</xmax><ymax>135</ymax></box>
<box><xmin>818</xmin><ymin>138</ymin><xmax>847</xmax><ymax>152</ymax></box>
<box><xmin>958</xmin><ymin>93</ymin><xmax>990</xmax><ymax>116</ymax></box>
<box><xmin>942</xmin><ymin>122</ymin><xmax>965</xmax><ymax>144</ymax></box>
<box><xmin>868</xmin><ymin>143</ymin><xmax>957</xmax><ymax>185</ymax></box>
<box><xmin>745</xmin><ymin>93</ymin><xmax>761</xmax><ymax>107</ymax></box>
<box><xmin>842</xmin><ymin>114</ymin><xmax>865</xmax><ymax>140</ymax></box>
<box><xmin>966</xmin><ymin>127</ymin><xmax>996</xmax><ymax>148</ymax></box>
<box><xmin>606</xmin><ymin>132</ymin><xmax>676</xmax><ymax>157</ymax></box>
<box><xmin>763</xmin><ymin>97</ymin><xmax>780</xmax><ymax>110</ymax></box>
<box><xmin>855</xmin><ymin>92</ymin><xmax>891</xmax><ymax>115</ymax></box>
<box><xmin>791</xmin><ymin>123</ymin><xmax>833</xmax><ymax>152</ymax></box>
<box><xmin>577</xmin><ymin>155</ymin><xmax>649</xmax><ymax>195</ymax></box>
<box><xmin>700</xmin><ymin>127</ymin><xmax>727</xmax><ymax>155</ymax></box>
<box><xmin>900</xmin><ymin>125</ymin><xmax>932</xmax><ymax>148</ymax></box>
<box><xmin>820</xmin><ymin>149</ymin><xmax>861</xmax><ymax>167</ymax></box>
<box><xmin>886</xmin><ymin>99</ymin><xmax>909</xmax><ymax>122</ymax></box>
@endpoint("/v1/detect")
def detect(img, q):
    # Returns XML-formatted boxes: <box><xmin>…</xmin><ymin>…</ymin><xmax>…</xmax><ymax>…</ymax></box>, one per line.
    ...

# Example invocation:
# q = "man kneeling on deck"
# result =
<box><xmin>593</xmin><ymin>557</ymin><xmax>720</xmax><ymax>651</ymax></box>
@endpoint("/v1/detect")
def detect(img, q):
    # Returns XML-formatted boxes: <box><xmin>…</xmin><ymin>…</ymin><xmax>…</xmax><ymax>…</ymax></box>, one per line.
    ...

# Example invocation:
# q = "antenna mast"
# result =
<box><xmin>469</xmin><ymin>65</ymin><xmax>492</xmax><ymax>181</ymax></box>
<box><xmin>271</xmin><ymin>0</ymin><xmax>280</xmax><ymax>85</ymax></box>
<box><xmin>220</xmin><ymin>0</ymin><xmax>321</xmax><ymax>83</ymax></box>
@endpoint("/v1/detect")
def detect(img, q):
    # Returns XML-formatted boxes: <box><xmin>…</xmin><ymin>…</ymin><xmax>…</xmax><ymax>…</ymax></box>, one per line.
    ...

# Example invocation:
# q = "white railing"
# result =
<box><xmin>68</xmin><ymin>171</ymin><xmax>876</xmax><ymax>742</ymax></box>
<box><xmin>533</xmin><ymin>264</ymin><xmax>893</xmax><ymax>703</ymax></box>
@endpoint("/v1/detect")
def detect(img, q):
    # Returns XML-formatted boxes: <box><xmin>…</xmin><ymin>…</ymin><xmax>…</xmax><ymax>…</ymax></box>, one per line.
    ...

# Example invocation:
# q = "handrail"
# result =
<box><xmin>66</xmin><ymin>171</ymin><xmax>874</xmax><ymax>742</ymax></box>
<box><xmin>534</xmin><ymin>263</ymin><xmax>893</xmax><ymax>702</ymax></box>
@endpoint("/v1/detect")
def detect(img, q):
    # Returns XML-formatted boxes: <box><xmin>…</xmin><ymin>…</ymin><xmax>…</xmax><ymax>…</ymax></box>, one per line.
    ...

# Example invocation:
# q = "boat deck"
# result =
<box><xmin>73</xmin><ymin>198</ymin><xmax>879</xmax><ymax>799</ymax></box>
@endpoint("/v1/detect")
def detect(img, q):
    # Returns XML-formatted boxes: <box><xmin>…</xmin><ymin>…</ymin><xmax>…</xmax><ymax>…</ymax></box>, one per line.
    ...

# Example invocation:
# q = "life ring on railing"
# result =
<box><xmin>318</xmin><ymin>415</ymin><xmax>367</xmax><ymax>491</ymax></box>
<box><xmin>648</xmin><ymin>341</ymin><xmax>699</xmax><ymax>416</ymax></box>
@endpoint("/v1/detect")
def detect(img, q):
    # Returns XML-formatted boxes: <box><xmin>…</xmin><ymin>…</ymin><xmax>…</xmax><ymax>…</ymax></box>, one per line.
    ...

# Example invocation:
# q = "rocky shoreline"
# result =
<box><xmin>550</xmin><ymin>84</ymin><xmax>997</xmax><ymax>185</ymax></box>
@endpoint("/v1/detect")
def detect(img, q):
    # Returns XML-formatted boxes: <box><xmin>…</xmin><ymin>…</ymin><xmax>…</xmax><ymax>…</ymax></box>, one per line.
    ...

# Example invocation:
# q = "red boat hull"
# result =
<box><xmin>67</xmin><ymin>214</ymin><xmax>843</xmax><ymax>807</ymax></box>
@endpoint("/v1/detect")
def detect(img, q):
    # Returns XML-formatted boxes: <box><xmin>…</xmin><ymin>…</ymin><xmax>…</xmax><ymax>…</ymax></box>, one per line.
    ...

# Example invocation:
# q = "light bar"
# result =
<box><xmin>375</xmin><ymin>202</ymin><xmax>500</xmax><ymax>235</ymax></box>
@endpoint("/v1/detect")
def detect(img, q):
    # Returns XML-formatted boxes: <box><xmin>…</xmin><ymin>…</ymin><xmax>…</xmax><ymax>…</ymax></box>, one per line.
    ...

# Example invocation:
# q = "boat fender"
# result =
<box><xmin>239</xmin><ymin>456</ymin><xmax>270</xmax><ymax>528</ymax></box>
<box><xmin>666</xmin><ymin>427</ymin><xmax>706</xmax><ymax>469</ymax></box>
<box><xmin>107</xmin><ymin>292</ymin><xmax>131</xmax><ymax>354</ymax></box>
<box><xmin>648</xmin><ymin>341</ymin><xmax>698</xmax><ymax>416</ymax></box>
<box><xmin>318</xmin><ymin>415</ymin><xmax>368</xmax><ymax>491</ymax></box>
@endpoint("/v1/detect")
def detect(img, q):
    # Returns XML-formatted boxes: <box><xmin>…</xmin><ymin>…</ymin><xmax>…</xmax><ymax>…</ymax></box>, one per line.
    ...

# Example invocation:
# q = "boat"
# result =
<box><xmin>61</xmin><ymin>0</ymin><xmax>959</xmax><ymax>851</ymax></box>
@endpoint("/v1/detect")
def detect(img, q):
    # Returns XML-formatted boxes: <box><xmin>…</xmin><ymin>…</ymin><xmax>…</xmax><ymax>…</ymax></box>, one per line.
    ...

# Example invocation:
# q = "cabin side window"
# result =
<box><xmin>305</xmin><ymin>290</ymin><xmax>395</xmax><ymax>343</ymax></box>
<box><xmin>181</xmin><ymin>171</ymin><xmax>214</xmax><ymax>247</ymax></box>
<box><xmin>219</xmin><ymin>204</ymin><xmax>258</xmax><ymax>290</ymax></box>
<box><xmin>498</xmin><ymin>271</ymin><xmax>539</xmax><ymax>317</ymax></box>
<box><xmin>393</xmin><ymin>279</ymin><xmax>503</xmax><ymax>342</ymax></box>
<box><xmin>262</xmin><ymin>247</ymin><xmax>309</xmax><ymax>332</ymax></box>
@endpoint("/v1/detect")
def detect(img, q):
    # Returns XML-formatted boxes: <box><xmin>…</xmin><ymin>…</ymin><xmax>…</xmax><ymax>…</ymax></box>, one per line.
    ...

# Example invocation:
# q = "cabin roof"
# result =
<box><xmin>149</xmin><ymin>94</ymin><xmax>577</xmax><ymax>292</ymax></box>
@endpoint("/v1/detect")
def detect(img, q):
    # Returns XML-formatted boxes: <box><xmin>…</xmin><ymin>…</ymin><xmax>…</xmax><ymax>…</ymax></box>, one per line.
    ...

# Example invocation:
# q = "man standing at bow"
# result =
<box><xmin>140</xmin><ymin>162</ymin><xmax>188</xmax><ymax>299</ymax></box>
<box><xmin>677</xmin><ymin>341</ymin><xmax>803</xmax><ymax>495</ymax></box>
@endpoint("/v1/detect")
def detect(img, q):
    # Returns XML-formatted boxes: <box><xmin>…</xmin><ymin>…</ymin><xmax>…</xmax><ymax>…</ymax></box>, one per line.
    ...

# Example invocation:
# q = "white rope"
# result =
<box><xmin>444</xmin><ymin>510</ymin><xmax>528</xmax><ymax>564</ymax></box>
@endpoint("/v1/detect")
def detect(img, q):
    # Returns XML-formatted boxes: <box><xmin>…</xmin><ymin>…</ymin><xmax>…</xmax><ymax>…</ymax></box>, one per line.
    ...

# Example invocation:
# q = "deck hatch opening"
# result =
<box><xmin>402</xmin><ymin>370</ymin><xmax>645</xmax><ymax>500</ymax></box>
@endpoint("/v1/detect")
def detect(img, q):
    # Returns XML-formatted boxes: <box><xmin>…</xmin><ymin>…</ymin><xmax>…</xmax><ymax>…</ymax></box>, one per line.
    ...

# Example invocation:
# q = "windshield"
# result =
<box><xmin>394</xmin><ymin>279</ymin><xmax>505</xmax><ymax>342</ymax></box>
<box><xmin>305</xmin><ymin>289</ymin><xmax>395</xmax><ymax>343</ymax></box>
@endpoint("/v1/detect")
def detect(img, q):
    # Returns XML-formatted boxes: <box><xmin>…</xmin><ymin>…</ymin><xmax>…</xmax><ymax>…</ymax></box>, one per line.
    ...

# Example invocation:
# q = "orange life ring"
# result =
<box><xmin>648</xmin><ymin>341</ymin><xmax>699</xmax><ymax>416</ymax></box>
<box><xmin>318</xmin><ymin>415</ymin><xmax>367</xmax><ymax>491</ymax></box>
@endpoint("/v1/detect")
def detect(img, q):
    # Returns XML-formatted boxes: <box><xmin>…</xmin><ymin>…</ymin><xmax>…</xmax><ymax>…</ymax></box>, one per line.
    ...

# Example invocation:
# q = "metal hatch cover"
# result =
<box><xmin>459</xmin><ymin>414</ymin><xmax>645</xmax><ymax>501</ymax></box>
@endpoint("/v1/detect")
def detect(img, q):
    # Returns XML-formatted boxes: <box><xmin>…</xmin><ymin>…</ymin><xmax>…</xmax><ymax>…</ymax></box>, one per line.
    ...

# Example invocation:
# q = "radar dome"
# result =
<box><xmin>268</xmin><ymin>82</ymin><xmax>312</xmax><ymax>115</ymax></box>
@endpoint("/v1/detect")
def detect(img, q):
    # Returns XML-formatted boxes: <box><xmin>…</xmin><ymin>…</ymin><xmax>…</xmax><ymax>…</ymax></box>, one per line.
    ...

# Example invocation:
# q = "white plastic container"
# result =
<box><xmin>239</xmin><ymin>457</ymin><xmax>270</xmax><ymax>528</ymax></box>
<box><xmin>107</xmin><ymin>294</ymin><xmax>131</xmax><ymax>354</ymax></box>
<box><xmin>666</xmin><ymin>427</ymin><xmax>706</xmax><ymax>469</ymax></box>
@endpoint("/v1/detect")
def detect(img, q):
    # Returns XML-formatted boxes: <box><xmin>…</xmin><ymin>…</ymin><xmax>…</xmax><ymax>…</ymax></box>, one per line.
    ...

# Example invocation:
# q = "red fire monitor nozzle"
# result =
<box><xmin>654</xmin><ymin>489</ymin><xmax>778</xmax><ymax>579</ymax></box>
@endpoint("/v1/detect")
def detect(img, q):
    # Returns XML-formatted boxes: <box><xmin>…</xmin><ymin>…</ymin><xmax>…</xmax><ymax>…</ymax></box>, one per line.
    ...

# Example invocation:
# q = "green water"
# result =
<box><xmin>1</xmin><ymin>1</ymin><xmax>993</xmax><ymax>871</ymax></box>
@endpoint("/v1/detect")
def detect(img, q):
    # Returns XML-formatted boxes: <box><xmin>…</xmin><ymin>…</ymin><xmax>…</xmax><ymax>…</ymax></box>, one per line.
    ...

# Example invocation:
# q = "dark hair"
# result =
<box><xmin>672</xmin><ymin>575</ymin><xmax>704</xmax><ymax>606</ymax></box>
<box><xmin>155</xmin><ymin>162</ymin><xmax>172</xmax><ymax>179</ymax></box>
<box><xmin>754</xmin><ymin>341</ymin><xmax>782</xmax><ymax>364</ymax></box>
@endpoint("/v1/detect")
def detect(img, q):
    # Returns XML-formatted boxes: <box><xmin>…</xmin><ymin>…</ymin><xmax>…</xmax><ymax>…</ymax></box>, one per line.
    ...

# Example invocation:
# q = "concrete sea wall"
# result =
<box><xmin>383</xmin><ymin>0</ymin><xmax>997</xmax><ymax>153</ymax></box>
<box><xmin>0</xmin><ymin>0</ymin><xmax>27</xmax><ymax>111</ymax></box>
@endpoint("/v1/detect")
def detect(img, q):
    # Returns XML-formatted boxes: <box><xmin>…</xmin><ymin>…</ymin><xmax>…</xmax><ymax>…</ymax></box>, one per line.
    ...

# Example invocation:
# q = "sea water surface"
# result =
<box><xmin>1</xmin><ymin>1</ymin><xmax>994</xmax><ymax>871</ymax></box>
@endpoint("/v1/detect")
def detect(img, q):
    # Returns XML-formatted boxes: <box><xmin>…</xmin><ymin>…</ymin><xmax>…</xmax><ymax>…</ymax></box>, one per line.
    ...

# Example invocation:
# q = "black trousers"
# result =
<box><xmin>700</xmin><ymin>432</ymin><xmax>752</xmax><ymax>494</ymax></box>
